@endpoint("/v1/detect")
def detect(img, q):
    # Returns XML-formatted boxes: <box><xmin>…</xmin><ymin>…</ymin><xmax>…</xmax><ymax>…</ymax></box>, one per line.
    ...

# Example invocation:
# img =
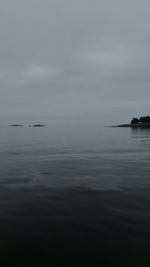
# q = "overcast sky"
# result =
<box><xmin>0</xmin><ymin>0</ymin><xmax>150</xmax><ymax>125</ymax></box>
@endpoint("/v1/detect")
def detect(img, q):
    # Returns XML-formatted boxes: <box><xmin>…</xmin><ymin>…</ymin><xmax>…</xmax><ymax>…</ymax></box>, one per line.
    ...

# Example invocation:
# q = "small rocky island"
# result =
<box><xmin>112</xmin><ymin>116</ymin><xmax>150</xmax><ymax>128</ymax></box>
<box><xmin>32</xmin><ymin>124</ymin><xmax>45</xmax><ymax>127</ymax></box>
<box><xmin>9</xmin><ymin>124</ymin><xmax>24</xmax><ymax>127</ymax></box>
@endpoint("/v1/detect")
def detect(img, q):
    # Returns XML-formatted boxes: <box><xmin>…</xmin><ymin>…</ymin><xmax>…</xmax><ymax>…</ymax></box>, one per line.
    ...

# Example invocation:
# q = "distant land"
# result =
<box><xmin>9</xmin><ymin>124</ymin><xmax>45</xmax><ymax>127</ymax></box>
<box><xmin>9</xmin><ymin>124</ymin><xmax>24</xmax><ymax>127</ymax></box>
<box><xmin>32</xmin><ymin>124</ymin><xmax>45</xmax><ymax>127</ymax></box>
<box><xmin>111</xmin><ymin>116</ymin><xmax>150</xmax><ymax>128</ymax></box>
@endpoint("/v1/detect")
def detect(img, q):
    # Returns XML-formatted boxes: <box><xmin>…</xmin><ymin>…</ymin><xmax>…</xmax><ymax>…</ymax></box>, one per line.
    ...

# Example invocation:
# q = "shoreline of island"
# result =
<box><xmin>110</xmin><ymin>123</ymin><xmax>150</xmax><ymax>128</ymax></box>
<box><xmin>110</xmin><ymin>116</ymin><xmax>150</xmax><ymax>128</ymax></box>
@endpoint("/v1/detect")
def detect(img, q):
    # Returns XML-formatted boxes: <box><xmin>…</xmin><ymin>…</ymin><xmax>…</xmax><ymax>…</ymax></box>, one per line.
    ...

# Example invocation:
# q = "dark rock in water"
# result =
<box><xmin>9</xmin><ymin>124</ymin><xmax>24</xmax><ymax>127</ymax></box>
<box><xmin>32</xmin><ymin>124</ymin><xmax>45</xmax><ymax>127</ymax></box>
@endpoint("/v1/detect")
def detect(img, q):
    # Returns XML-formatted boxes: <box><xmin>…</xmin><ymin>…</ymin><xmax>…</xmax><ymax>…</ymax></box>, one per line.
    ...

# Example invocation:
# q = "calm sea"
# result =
<box><xmin>0</xmin><ymin>125</ymin><xmax>150</xmax><ymax>266</ymax></box>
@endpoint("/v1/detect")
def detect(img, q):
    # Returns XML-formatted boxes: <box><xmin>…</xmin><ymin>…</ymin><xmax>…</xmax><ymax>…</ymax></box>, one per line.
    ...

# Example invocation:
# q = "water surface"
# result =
<box><xmin>0</xmin><ymin>125</ymin><xmax>150</xmax><ymax>265</ymax></box>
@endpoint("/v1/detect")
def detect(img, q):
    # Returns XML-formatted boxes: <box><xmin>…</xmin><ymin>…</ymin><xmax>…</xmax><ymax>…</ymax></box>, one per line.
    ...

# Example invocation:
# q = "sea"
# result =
<box><xmin>0</xmin><ymin>125</ymin><xmax>150</xmax><ymax>266</ymax></box>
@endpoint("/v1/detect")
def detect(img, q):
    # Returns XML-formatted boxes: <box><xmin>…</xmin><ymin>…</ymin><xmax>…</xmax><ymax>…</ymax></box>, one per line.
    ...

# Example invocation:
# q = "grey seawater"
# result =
<box><xmin>0</xmin><ymin>125</ymin><xmax>150</xmax><ymax>266</ymax></box>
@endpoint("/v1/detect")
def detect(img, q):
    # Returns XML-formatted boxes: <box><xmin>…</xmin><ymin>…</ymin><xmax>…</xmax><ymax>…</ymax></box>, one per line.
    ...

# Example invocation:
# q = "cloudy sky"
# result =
<box><xmin>0</xmin><ymin>0</ymin><xmax>150</xmax><ymax>125</ymax></box>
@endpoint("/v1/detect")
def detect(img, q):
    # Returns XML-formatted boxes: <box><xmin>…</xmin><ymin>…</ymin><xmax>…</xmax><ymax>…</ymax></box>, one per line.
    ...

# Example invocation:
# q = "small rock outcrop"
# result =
<box><xmin>33</xmin><ymin>124</ymin><xmax>45</xmax><ymax>127</ymax></box>
<box><xmin>9</xmin><ymin>124</ymin><xmax>24</xmax><ymax>127</ymax></box>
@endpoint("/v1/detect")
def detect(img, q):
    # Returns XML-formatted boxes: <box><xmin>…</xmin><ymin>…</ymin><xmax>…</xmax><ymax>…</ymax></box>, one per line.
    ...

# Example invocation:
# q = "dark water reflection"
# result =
<box><xmin>131</xmin><ymin>127</ymin><xmax>150</xmax><ymax>149</ymax></box>
<box><xmin>0</xmin><ymin>126</ymin><xmax>150</xmax><ymax>265</ymax></box>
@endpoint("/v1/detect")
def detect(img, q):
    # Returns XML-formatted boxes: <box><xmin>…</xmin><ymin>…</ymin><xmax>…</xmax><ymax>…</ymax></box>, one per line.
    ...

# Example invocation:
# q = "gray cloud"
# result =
<box><xmin>0</xmin><ymin>0</ymin><xmax>150</xmax><ymax>124</ymax></box>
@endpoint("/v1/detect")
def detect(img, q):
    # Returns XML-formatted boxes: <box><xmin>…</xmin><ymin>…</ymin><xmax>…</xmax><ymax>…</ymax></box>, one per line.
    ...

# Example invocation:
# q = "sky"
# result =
<box><xmin>0</xmin><ymin>0</ymin><xmax>150</xmax><ymax>125</ymax></box>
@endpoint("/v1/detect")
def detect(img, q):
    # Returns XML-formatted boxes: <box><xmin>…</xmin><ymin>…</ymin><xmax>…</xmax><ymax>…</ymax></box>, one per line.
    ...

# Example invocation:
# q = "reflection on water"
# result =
<box><xmin>131</xmin><ymin>127</ymin><xmax>150</xmax><ymax>136</ymax></box>
<box><xmin>131</xmin><ymin>127</ymin><xmax>150</xmax><ymax>148</ymax></box>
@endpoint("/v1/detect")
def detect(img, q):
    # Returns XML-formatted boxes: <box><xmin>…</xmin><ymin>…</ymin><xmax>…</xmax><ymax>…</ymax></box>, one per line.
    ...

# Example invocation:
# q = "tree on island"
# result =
<box><xmin>139</xmin><ymin>116</ymin><xmax>150</xmax><ymax>123</ymax></box>
<box><xmin>131</xmin><ymin>116</ymin><xmax>150</xmax><ymax>125</ymax></box>
<box><xmin>131</xmin><ymin>118</ymin><xmax>139</xmax><ymax>124</ymax></box>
